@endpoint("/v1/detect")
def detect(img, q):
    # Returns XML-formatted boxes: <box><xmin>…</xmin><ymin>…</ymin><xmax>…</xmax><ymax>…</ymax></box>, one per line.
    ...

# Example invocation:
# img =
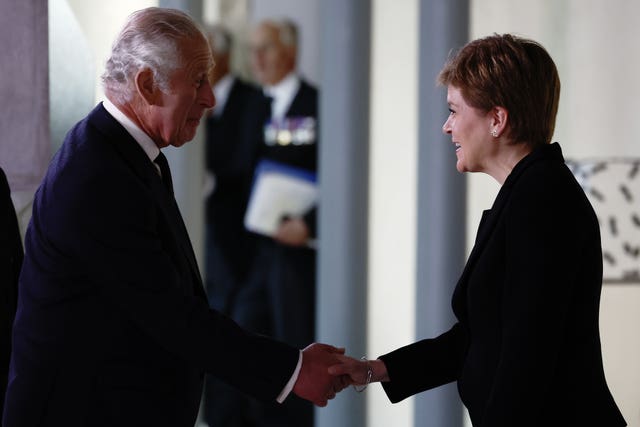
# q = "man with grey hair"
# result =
<box><xmin>230</xmin><ymin>17</ymin><xmax>320</xmax><ymax>427</ymax></box>
<box><xmin>3</xmin><ymin>8</ymin><xmax>345</xmax><ymax>427</ymax></box>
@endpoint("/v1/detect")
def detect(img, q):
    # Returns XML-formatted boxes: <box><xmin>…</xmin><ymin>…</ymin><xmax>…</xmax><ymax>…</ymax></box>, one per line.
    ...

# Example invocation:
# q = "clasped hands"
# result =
<box><xmin>293</xmin><ymin>343</ymin><xmax>388</xmax><ymax>407</ymax></box>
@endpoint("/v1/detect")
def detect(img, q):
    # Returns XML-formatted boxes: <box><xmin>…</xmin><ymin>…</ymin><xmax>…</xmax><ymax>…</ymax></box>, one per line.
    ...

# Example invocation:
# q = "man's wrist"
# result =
<box><xmin>276</xmin><ymin>350</ymin><xmax>303</xmax><ymax>403</ymax></box>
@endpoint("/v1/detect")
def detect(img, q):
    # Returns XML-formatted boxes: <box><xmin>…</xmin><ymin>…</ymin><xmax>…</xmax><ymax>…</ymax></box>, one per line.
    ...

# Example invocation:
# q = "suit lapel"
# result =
<box><xmin>451</xmin><ymin>144</ymin><xmax>558</xmax><ymax>318</ymax></box>
<box><xmin>89</xmin><ymin>104</ymin><xmax>205</xmax><ymax>298</ymax></box>
<box><xmin>452</xmin><ymin>185</ymin><xmax>512</xmax><ymax>318</ymax></box>
<box><xmin>222</xmin><ymin>79</ymin><xmax>243</xmax><ymax>119</ymax></box>
<box><xmin>148</xmin><ymin>172</ymin><xmax>205</xmax><ymax>298</ymax></box>
<box><xmin>162</xmin><ymin>195</ymin><xmax>205</xmax><ymax>298</ymax></box>
<box><xmin>286</xmin><ymin>80</ymin><xmax>314</xmax><ymax>117</ymax></box>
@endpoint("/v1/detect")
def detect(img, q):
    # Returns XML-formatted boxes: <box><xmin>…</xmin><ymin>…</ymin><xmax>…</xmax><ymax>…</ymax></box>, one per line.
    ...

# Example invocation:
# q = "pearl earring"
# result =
<box><xmin>491</xmin><ymin>129</ymin><xmax>498</xmax><ymax>137</ymax></box>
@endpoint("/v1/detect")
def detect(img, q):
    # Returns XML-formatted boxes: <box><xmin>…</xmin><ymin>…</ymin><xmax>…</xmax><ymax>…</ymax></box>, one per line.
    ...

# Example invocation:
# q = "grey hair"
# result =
<box><xmin>101</xmin><ymin>7</ymin><xmax>204</xmax><ymax>104</ymax></box>
<box><xmin>205</xmin><ymin>24</ymin><xmax>232</xmax><ymax>55</ymax></box>
<box><xmin>259</xmin><ymin>18</ymin><xmax>298</xmax><ymax>48</ymax></box>
<box><xmin>272</xmin><ymin>18</ymin><xmax>298</xmax><ymax>48</ymax></box>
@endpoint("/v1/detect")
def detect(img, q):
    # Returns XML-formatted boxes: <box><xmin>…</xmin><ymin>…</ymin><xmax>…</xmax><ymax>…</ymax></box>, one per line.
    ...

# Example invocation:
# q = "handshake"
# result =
<box><xmin>292</xmin><ymin>343</ymin><xmax>389</xmax><ymax>407</ymax></box>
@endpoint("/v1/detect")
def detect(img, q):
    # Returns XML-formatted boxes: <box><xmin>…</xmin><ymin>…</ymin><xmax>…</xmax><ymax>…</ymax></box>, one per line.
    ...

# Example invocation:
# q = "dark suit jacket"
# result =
<box><xmin>0</xmin><ymin>168</ymin><xmax>23</xmax><ymax>421</ymax></box>
<box><xmin>379</xmin><ymin>143</ymin><xmax>626</xmax><ymax>426</ymax></box>
<box><xmin>3</xmin><ymin>104</ymin><xmax>299</xmax><ymax>427</ymax></box>
<box><xmin>205</xmin><ymin>78</ymin><xmax>262</xmax><ymax>280</ymax></box>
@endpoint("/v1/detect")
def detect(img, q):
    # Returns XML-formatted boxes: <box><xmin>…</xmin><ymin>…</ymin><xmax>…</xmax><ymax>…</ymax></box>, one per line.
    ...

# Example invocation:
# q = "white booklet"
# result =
<box><xmin>244</xmin><ymin>159</ymin><xmax>317</xmax><ymax>237</ymax></box>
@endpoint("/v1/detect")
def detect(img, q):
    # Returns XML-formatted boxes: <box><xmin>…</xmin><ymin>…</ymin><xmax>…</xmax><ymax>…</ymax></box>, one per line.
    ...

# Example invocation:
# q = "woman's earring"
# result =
<box><xmin>490</xmin><ymin>129</ymin><xmax>498</xmax><ymax>137</ymax></box>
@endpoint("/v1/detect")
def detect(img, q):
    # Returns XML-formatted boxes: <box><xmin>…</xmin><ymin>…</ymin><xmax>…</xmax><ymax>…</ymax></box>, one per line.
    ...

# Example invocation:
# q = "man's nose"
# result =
<box><xmin>201</xmin><ymin>81</ymin><xmax>215</xmax><ymax>109</ymax></box>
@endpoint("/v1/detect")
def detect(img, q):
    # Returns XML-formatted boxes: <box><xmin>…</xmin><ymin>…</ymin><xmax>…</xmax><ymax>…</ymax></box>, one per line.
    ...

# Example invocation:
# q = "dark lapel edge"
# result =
<box><xmin>286</xmin><ymin>79</ymin><xmax>316</xmax><ymax>117</ymax></box>
<box><xmin>88</xmin><ymin>104</ymin><xmax>205</xmax><ymax>297</ymax></box>
<box><xmin>452</xmin><ymin>144</ymin><xmax>554</xmax><ymax>311</ymax></box>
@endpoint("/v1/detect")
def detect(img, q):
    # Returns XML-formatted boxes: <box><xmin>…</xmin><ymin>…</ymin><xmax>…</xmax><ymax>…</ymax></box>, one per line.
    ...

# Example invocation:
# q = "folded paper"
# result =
<box><xmin>244</xmin><ymin>160</ymin><xmax>317</xmax><ymax>237</ymax></box>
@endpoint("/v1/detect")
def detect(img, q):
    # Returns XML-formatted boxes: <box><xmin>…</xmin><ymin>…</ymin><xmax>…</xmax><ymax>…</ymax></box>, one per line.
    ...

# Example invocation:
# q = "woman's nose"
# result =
<box><xmin>442</xmin><ymin>117</ymin><xmax>451</xmax><ymax>134</ymax></box>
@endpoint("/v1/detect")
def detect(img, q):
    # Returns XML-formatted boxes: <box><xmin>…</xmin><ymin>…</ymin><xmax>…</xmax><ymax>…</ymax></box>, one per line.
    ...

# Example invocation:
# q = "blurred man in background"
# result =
<box><xmin>231</xmin><ymin>18</ymin><xmax>320</xmax><ymax>427</ymax></box>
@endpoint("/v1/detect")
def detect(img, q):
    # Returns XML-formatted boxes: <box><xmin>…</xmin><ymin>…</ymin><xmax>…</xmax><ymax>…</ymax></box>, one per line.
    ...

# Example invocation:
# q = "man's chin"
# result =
<box><xmin>172</xmin><ymin>129</ymin><xmax>198</xmax><ymax>147</ymax></box>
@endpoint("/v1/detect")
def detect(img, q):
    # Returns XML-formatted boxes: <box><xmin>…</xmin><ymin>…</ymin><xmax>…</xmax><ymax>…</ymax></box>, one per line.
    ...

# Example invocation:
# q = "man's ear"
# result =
<box><xmin>135</xmin><ymin>68</ymin><xmax>158</xmax><ymax>105</ymax></box>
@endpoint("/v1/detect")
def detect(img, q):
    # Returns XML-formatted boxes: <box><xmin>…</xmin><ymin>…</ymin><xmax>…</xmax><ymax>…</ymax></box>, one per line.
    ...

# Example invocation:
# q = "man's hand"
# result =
<box><xmin>274</xmin><ymin>217</ymin><xmax>310</xmax><ymax>247</ymax></box>
<box><xmin>293</xmin><ymin>343</ymin><xmax>349</xmax><ymax>406</ymax></box>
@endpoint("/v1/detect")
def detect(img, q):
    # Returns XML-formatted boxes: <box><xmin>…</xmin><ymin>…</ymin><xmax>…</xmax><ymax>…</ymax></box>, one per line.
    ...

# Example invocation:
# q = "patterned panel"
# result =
<box><xmin>567</xmin><ymin>159</ymin><xmax>640</xmax><ymax>284</ymax></box>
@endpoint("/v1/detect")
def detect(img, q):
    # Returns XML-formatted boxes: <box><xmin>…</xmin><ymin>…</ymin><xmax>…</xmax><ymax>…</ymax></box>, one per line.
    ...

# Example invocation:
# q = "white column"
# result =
<box><xmin>414</xmin><ymin>1</ymin><xmax>468</xmax><ymax>426</ymax></box>
<box><xmin>368</xmin><ymin>1</ymin><xmax>419</xmax><ymax>426</ymax></box>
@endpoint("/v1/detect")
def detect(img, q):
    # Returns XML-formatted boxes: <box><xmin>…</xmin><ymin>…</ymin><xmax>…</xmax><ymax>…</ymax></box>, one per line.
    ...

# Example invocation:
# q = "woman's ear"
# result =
<box><xmin>135</xmin><ymin>68</ymin><xmax>158</xmax><ymax>105</ymax></box>
<box><xmin>489</xmin><ymin>106</ymin><xmax>508</xmax><ymax>138</ymax></box>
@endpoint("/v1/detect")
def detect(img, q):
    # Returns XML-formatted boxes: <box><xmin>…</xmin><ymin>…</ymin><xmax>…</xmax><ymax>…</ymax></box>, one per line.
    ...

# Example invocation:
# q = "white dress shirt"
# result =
<box><xmin>102</xmin><ymin>98</ymin><xmax>160</xmax><ymax>164</ymax></box>
<box><xmin>263</xmin><ymin>72</ymin><xmax>301</xmax><ymax>120</ymax></box>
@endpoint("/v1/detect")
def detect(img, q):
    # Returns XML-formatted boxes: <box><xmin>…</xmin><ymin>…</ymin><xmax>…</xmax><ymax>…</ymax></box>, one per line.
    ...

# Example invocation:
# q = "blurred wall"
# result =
<box><xmin>0</xmin><ymin>0</ymin><xmax>50</xmax><ymax>236</ymax></box>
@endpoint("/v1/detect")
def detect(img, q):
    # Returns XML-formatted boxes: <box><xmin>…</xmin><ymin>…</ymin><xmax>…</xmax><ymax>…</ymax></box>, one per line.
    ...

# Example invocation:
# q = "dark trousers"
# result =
<box><xmin>204</xmin><ymin>238</ymin><xmax>316</xmax><ymax>427</ymax></box>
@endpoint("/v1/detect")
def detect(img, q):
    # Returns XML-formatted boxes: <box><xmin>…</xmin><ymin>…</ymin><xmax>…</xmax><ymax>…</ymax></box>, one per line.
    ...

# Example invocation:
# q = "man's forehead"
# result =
<box><xmin>252</xmin><ymin>25</ymin><xmax>279</xmax><ymax>44</ymax></box>
<box><xmin>181</xmin><ymin>37</ymin><xmax>214</xmax><ymax>67</ymax></box>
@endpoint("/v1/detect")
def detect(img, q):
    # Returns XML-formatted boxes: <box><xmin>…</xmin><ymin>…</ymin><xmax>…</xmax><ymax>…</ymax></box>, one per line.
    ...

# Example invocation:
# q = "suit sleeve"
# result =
<box><xmin>378</xmin><ymin>322</ymin><xmax>468</xmax><ymax>402</ymax></box>
<box><xmin>32</xmin><ymin>152</ymin><xmax>298</xmax><ymax>402</ymax></box>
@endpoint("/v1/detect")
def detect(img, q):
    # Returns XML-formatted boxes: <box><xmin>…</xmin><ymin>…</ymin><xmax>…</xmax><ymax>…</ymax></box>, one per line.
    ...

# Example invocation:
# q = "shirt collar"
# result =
<box><xmin>102</xmin><ymin>97</ymin><xmax>160</xmax><ymax>162</ymax></box>
<box><xmin>212</xmin><ymin>74</ymin><xmax>235</xmax><ymax>116</ymax></box>
<box><xmin>263</xmin><ymin>72</ymin><xmax>300</xmax><ymax>120</ymax></box>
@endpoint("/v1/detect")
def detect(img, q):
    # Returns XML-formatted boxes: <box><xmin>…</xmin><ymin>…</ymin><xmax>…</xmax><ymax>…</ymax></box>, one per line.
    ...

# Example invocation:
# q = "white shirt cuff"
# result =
<box><xmin>276</xmin><ymin>350</ymin><xmax>303</xmax><ymax>403</ymax></box>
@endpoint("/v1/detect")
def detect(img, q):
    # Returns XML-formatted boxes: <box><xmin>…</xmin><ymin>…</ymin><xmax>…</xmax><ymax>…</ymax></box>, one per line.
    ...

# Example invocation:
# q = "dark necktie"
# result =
<box><xmin>263</xmin><ymin>93</ymin><xmax>274</xmax><ymax>118</ymax></box>
<box><xmin>154</xmin><ymin>152</ymin><xmax>174</xmax><ymax>197</ymax></box>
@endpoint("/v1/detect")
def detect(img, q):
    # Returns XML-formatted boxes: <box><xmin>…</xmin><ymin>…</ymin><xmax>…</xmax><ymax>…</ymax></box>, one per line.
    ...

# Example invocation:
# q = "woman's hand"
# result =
<box><xmin>328</xmin><ymin>354</ymin><xmax>390</xmax><ymax>386</ymax></box>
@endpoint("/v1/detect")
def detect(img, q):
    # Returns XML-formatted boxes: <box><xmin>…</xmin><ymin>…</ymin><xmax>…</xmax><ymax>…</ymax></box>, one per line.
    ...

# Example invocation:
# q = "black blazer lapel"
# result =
<box><xmin>451</xmin><ymin>143</ymin><xmax>562</xmax><ymax>319</ymax></box>
<box><xmin>286</xmin><ymin>80</ymin><xmax>317</xmax><ymax>118</ymax></box>
<box><xmin>452</xmin><ymin>190</ymin><xmax>509</xmax><ymax>319</ymax></box>
<box><xmin>89</xmin><ymin>104</ymin><xmax>205</xmax><ymax>298</ymax></box>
